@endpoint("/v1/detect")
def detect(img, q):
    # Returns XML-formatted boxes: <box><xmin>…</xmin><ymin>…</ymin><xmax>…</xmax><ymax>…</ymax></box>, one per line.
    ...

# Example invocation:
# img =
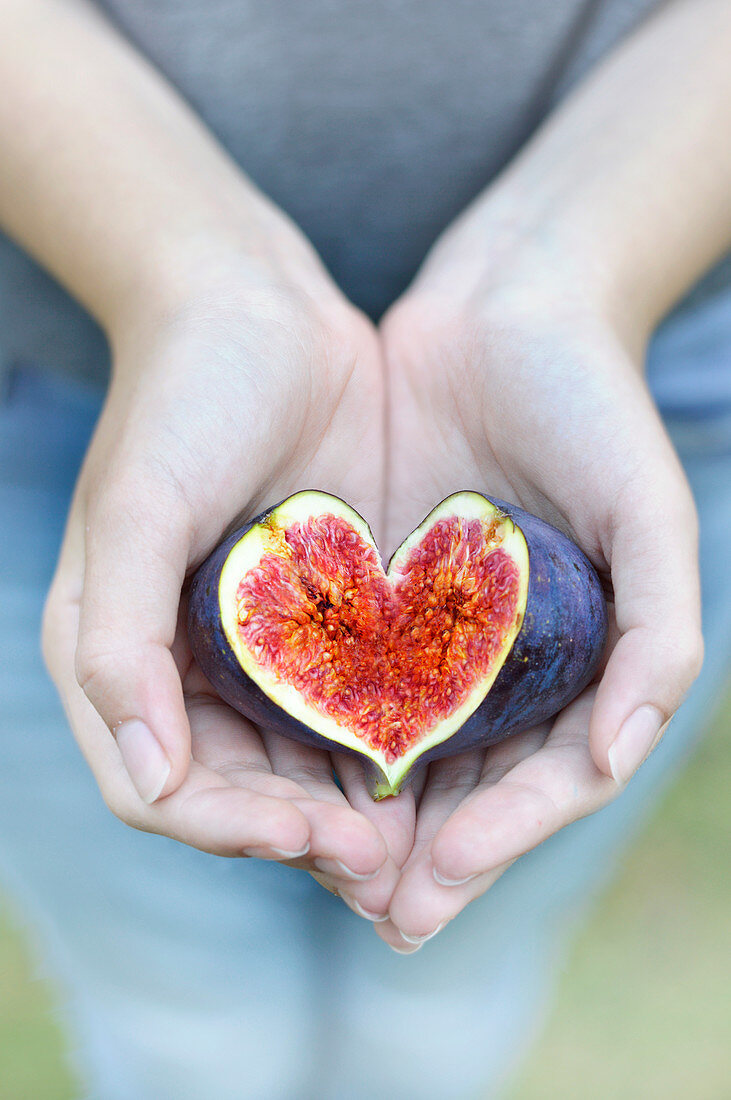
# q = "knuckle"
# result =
<box><xmin>85</xmin><ymin>474</ymin><xmax>191</xmax><ymax>578</ymax></box>
<box><xmin>88</xmin><ymin>473</ymin><xmax>160</xmax><ymax>531</ymax></box>
<box><xmin>661</xmin><ymin>627</ymin><xmax>705</xmax><ymax>696</ymax></box>
<box><xmin>84</xmin><ymin>463</ymin><xmax>124</xmax><ymax>518</ymax></box>
<box><xmin>102</xmin><ymin>784</ymin><xmax>147</xmax><ymax>830</ymax></box>
<box><xmin>88</xmin><ymin>450</ymin><xmax>190</xmax><ymax>526</ymax></box>
<box><xmin>615</xmin><ymin>457</ymin><xmax>698</xmax><ymax>532</ymax></box>
<box><xmin>667</xmin><ymin>485</ymin><xmax>699</xmax><ymax>540</ymax></box>
<box><xmin>680</xmin><ymin>628</ymin><xmax>705</xmax><ymax>683</ymax></box>
<box><xmin>74</xmin><ymin>636</ymin><xmax>115</xmax><ymax>703</ymax></box>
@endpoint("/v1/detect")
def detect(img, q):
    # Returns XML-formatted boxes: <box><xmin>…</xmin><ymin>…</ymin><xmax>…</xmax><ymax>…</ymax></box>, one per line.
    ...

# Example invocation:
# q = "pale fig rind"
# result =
<box><xmin>188</xmin><ymin>493</ymin><xmax>608</xmax><ymax>798</ymax></box>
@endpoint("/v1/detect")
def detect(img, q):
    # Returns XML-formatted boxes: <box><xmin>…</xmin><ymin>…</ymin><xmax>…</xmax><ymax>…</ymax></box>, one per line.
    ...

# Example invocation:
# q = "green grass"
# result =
<box><xmin>0</xmin><ymin>908</ymin><xmax>75</xmax><ymax>1100</ymax></box>
<box><xmin>508</xmin><ymin>688</ymin><xmax>731</xmax><ymax>1100</ymax></box>
<box><xmin>0</xmin><ymin>690</ymin><xmax>729</xmax><ymax>1100</ymax></box>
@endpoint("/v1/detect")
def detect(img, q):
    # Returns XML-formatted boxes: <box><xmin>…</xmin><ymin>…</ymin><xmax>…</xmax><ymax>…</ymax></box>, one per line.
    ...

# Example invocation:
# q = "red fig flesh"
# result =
<box><xmin>189</xmin><ymin>491</ymin><xmax>607</xmax><ymax>798</ymax></box>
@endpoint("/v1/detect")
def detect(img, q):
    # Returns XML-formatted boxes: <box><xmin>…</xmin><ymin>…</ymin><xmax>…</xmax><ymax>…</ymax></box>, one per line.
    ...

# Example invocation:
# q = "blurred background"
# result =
<box><xmin>1</xmin><ymin>689</ymin><xmax>728</xmax><ymax>1100</ymax></box>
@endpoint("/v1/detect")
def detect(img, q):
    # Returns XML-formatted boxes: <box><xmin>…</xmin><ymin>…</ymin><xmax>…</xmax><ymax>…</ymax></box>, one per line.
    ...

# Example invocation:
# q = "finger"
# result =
<box><xmin>590</xmin><ymin>451</ymin><xmax>703</xmax><ymax>784</ymax></box>
<box><xmin>322</xmin><ymin>857</ymin><xmax>402</xmax><ymax>923</ymax></box>
<box><xmin>263</xmin><ymin>731</ymin><xmax>389</xmax><ymax>878</ymax></box>
<box><xmin>186</xmin><ymin>691</ymin><xmax>410</xmax><ymax>867</ymax></box>
<box><xmin>406</xmin><ymin>750</ymin><xmax>487</xmax><ymax>861</ymax></box>
<box><xmin>429</xmin><ymin>692</ymin><xmax>615</xmax><ymax>890</ymax></box>
<box><xmin>376</xmin><ymin>861</ymin><xmax>514</xmax><ymax>953</ymax></box>
<box><xmin>76</xmin><ymin>466</ymin><xmax>192</xmax><ymax>802</ymax></box>
<box><xmin>356</xmin><ymin>751</ymin><xmax>484</xmax><ymax>941</ymax></box>
<box><xmin>151</xmin><ymin>763</ymin><xmax>312</xmax><ymax>858</ymax></box>
<box><xmin>377</xmin><ymin>729</ymin><xmax>545</xmax><ymax>946</ymax></box>
<box><xmin>307</xmin><ymin>865</ymin><xmax>399</xmax><ymax>929</ymax></box>
<box><xmin>314</xmin><ymin>753</ymin><xmax>419</xmax><ymax>922</ymax></box>
<box><xmin>50</xmin><ymin>618</ymin><xmax>313</xmax><ymax>856</ymax></box>
<box><xmin>187</xmin><ymin>682</ymin><xmax>290</xmax><ymax>796</ymax></box>
<box><xmin>187</xmin><ymin>663</ymin><xmax>395</xmax><ymax>891</ymax></box>
<box><xmin>334</xmin><ymin>753</ymin><xmax>418</xmax><ymax>869</ymax></box>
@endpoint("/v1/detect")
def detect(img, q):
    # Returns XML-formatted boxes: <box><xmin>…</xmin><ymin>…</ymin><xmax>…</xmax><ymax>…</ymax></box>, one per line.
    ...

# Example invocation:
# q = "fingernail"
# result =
<box><xmin>115</xmin><ymin>719</ymin><xmax>171</xmax><ymax>804</ymax></box>
<box><xmin>400</xmin><ymin>921</ymin><xmax>447</xmax><ymax>945</ymax></box>
<box><xmin>270</xmin><ymin>843</ymin><xmax>310</xmax><ymax>859</ymax></box>
<box><xmin>608</xmin><ymin>705</ymin><xmax>664</xmax><ymax>786</ymax></box>
<box><xmin>313</xmin><ymin>858</ymin><xmax>379</xmax><ymax>881</ymax></box>
<box><xmin>342</xmin><ymin>896</ymin><xmax>389</xmax><ymax>922</ymax></box>
<box><xmin>244</xmin><ymin>843</ymin><xmax>310</xmax><ymax>860</ymax></box>
<box><xmin>390</xmin><ymin>942</ymin><xmax>423</xmax><ymax>955</ymax></box>
<box><xmin>433</xmin><ymin>868</ymin><xmax>478</xmax><ymax>887</ymax></box>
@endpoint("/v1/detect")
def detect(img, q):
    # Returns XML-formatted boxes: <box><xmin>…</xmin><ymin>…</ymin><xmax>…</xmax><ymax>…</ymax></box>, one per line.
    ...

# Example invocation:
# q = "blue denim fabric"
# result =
<box><xmin>0</xmin><ymin>339</ymin><xmax>729</xmax><ymax>1099</ymax></box>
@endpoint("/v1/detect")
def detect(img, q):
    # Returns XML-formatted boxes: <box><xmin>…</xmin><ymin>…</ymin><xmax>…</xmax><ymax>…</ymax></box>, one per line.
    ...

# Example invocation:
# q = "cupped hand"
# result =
<box><xmin>41</xmin><ymin>243</ymin><xmax>414</xmax><ymax>916</ymax></box>
<box><xmin>374</xmin><ymin>230</ymin><xmax>703</xmax><ymax>949</ymax></box>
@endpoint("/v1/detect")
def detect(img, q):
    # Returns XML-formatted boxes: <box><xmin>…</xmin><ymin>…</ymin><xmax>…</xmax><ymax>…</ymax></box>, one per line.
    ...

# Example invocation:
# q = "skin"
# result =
<box><xmin>0</xmin><ymin>0</ymin><xmax>729</xmax><ymax>947</ymax></box>
<box><xmin>42</xmin><ymin>277</ymin><xmax>415</xmax><ymax>914</ymax></box>
<box><xmin>0</xmin><ymin>0</ymin><xmax>412</xmax><ymax>915</ymax></box>
<box><xmin>375</xmin><ymin>0</ymin><xmax>731</xmax><ymax>947</ymax></box>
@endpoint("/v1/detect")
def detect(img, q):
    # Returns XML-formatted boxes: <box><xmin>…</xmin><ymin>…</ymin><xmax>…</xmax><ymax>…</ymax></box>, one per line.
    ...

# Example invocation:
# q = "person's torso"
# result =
<box><xmin>2</xmin><ymin>0</ymin><xmax>730</xmax><ymax>436</ymax></box>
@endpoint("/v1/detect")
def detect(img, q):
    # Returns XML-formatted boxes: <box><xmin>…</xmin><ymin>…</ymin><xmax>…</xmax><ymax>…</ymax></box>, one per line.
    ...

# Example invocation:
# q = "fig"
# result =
<box><xmin>188</xmin><ymin>491</ymin><xmax>607</xmax><ymax>798</ymax></box>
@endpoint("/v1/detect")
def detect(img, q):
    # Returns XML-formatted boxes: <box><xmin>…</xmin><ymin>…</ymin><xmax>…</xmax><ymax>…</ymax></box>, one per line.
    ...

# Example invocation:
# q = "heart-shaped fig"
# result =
<box><xmin>188</xmin><ymin>491</ymin><xmax>607</xmax><ymax>798</ymax></box>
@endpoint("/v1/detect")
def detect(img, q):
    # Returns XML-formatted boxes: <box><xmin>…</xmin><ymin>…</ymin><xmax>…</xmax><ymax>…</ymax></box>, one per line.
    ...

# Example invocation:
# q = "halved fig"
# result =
<box><xmin>188</xmin><ymin>491</ymin><xmax>607</xmax><ymax>798</ymax></box>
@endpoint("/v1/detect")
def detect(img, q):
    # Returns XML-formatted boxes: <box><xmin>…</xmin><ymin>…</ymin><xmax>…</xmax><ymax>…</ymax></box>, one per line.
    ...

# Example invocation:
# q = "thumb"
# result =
<box><xmin>76</xmin><ymin>472</ymin><xmax>193</xmax><ymax>803</ymax></box>
<box><xmin>589</xmin><ymin>462</ymin><xmax>703</xmax><ymax>785</ymax></box>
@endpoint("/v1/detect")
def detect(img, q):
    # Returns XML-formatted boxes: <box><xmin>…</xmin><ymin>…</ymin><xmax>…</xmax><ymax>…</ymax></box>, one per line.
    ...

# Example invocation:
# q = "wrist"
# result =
<box><xmin>407</xmin><ymin>183</ymin><xmax>654</xmax><ymax>360</ymax></box>
<box><xmin>105</xmin><ymin>205</ymin><xmax>341</xmax><ymax>358</ymax></box>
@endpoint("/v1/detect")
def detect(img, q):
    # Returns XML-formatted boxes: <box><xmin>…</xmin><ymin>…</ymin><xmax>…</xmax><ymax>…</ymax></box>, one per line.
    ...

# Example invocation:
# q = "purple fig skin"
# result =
<box><xmin>417</xmin><ymin>498</ymin><xmax>608</xmax><ymax>765</ymax></box>
<box><xmin>187</xmin><ymin>495</ymin><xmax>608</xmax><ymax>795</ymax></box>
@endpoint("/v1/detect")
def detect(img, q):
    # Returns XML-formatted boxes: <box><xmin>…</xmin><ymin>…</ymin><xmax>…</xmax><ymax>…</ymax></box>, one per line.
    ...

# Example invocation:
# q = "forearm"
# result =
<box><xmin>441</xmin><ymin>0</ymin><xmax>731</xmax><ymax>342</ymax></box>
<box><xmin>0</xmin><ymin>0</ymin><xmax>325</xmax><ymax>341</ymax></box>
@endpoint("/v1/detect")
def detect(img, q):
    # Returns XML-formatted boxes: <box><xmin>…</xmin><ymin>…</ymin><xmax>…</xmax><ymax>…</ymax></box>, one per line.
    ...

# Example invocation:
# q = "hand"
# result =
<box><xmin>374</xmin><ymin>224</ymin><xmax>703</xmax><ymax>949</ymax></box>
<box><xmin>41</xmin><ymin>244</ymin><xmax>412</xmax><ymax>918</ymax></box>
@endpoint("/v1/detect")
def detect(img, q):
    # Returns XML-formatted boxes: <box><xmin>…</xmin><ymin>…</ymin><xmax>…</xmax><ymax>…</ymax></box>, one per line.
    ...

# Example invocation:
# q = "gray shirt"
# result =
<box><xmin>1</xmin><ymin>0</ymin><xmax>729</xmax><ymax>433</ymax></box>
